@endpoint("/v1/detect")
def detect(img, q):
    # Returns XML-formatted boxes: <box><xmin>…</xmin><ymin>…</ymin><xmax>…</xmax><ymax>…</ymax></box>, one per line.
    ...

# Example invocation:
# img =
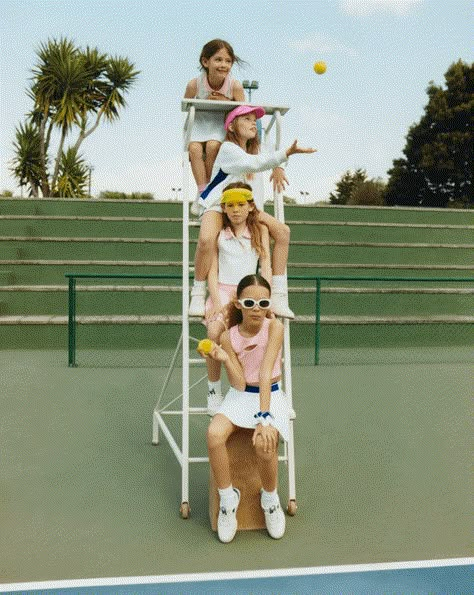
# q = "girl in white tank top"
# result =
<box><xmin>203</xmin><ymin>183</ymin><xmax>271</xmax><ymax>417</ymax></box>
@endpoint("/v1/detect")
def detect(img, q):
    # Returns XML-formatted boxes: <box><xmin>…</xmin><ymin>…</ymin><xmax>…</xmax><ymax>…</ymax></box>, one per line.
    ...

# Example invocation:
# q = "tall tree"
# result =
<box><xmin>328</xmin><ymin>169</ymin><xmax>367</xmax><ymax>205</ymax></box>
<box><xmin>11</xmin><ymin>37</ymin><xmax>139</xmax><ymax>197</ymax></box>
<box><xmin>385</xmin><ymin>60</ymin><xmax>473</xmax><ymax>208</ymax></box>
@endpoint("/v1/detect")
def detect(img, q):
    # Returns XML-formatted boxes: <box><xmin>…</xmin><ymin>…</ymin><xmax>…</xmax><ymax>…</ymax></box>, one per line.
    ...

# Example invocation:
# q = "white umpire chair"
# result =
<box><xmin>152</xmin><ymin>99</ymin><xmax>297</xmax><ymax>524</ymax></box>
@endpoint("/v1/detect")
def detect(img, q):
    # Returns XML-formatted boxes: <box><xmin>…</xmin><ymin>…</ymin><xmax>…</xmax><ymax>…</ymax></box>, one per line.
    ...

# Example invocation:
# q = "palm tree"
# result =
<box><xmin>13</xmin><ymin>37</ymin><xmax>139</xmax><ymax>197</ymax></box>
<box><xmin>10</xmin><ymin>122</ymin><xmax>43</xmax><ymax>197</ymax></box>
<box><xmin>55</xmin><ymin>147</ymin><xmax>88</xmax><ymax>197</ymax></box>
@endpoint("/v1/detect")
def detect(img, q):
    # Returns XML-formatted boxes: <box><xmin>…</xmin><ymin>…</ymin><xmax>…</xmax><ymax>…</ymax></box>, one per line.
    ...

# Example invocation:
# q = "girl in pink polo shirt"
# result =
<box><xmin>201</xmin><ymin>273</ymin><xmax>289</xmax><ymax>544</ymax></box>
<box><xmin>184</xmin><ymin>39</ymin><xmax>246</xmax><ymax>194</ymax></box>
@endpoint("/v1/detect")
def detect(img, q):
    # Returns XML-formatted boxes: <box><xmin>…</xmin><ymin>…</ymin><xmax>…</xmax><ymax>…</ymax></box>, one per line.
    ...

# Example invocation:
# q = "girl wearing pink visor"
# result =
<box><xmin>189</xmin><ymin>104</ymin><xmax>316</xmax><ymax>319</ymax></box>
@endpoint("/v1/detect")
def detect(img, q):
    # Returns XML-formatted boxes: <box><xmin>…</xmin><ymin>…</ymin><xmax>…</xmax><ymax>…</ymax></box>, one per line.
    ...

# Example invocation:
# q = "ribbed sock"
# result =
<box><xmin>192</xmin><ymin>279</ymin><xmax>206</xmax><ymax>292</ymax></box>
<box><xmin>218</xmin><ymin>485</ymin><xmax>237</xmax><ymax>509</ymax></box>
<box><xmin>208</xmin><ymin>379</ymin><xmax>222</xmax><ymax>395</ymax></box>
<box><xmin>272</xmin><ymin>274</ymin><xmax>288</xmax><ymax>293</ymax></box>
<box><xmin>261</xmin><ymin>488</ymin><xmax>279</xmax><ymax>508</ymax></box>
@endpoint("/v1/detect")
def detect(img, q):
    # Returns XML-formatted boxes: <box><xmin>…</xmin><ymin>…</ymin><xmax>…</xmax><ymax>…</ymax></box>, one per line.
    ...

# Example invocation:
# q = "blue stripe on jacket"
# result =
<box><xmin>200</xmin><ymin>169</ymin><xmax>228</xmax><ymax>200</ymax></box>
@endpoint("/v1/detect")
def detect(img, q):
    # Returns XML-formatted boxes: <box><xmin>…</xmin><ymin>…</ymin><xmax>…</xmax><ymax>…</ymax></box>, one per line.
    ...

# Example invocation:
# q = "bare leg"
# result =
<box><xmin>207</xmin><ymin>414</ymin><xmax>237</xmax><ymax>489</ymax></box>
<box><xmin>258</xmin><ymin>211</ymin><xmax>290</xmax><ymax>275</ymax></box>
<box><xmin>188</xmin><ymin>142</ymin><xmax>207</xmax><ymax>188</ymax></box>
<box><xmin>194</xmin><ymin>211</ymin><xmax>223</xmax><ymax>281</ymax></box>
<box><xmin>204</xmin><ymin>140</ymin><xmax>221</xmax><ymax>181</ymax></box>
<box><xmin>257</xmin><ymin>211</ymin><xmax>293</xmax><ymax>318</ymax></box>
<box><xmin>254</xmin><ymin>436</ymin><xmax>279</xmax><ymax>492</ymax></box>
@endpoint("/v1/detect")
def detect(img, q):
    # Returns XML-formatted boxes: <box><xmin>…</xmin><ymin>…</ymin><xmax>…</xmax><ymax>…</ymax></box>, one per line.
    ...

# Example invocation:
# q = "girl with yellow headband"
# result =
<box><xmin>203</xmin><ymin>182</ymin><xmax>271</xmax><ymax>417</ymax></box>
<box><xmin>189</xmin><ymin>105</ymin><xmax>316</xmax><ymax>320</ymax></box>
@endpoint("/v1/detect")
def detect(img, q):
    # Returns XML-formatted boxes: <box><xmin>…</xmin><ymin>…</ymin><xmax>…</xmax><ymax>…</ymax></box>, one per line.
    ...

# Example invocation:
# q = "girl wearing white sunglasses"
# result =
<box><xmin>200</xmin><ymin>273</ymin><xmax>289</xmax><ymax>544</ymax></box>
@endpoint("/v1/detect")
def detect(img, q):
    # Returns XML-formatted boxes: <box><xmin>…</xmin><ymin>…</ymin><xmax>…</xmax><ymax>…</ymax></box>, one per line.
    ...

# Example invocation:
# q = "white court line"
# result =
<box><xmin>1</xmin><ymin>557</ymin><xmax>472</xmax><ymax>591</ymax></box>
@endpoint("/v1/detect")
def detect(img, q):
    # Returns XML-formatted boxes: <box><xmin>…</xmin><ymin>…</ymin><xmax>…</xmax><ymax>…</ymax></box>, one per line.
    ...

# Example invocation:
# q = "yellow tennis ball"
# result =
<box><xmin>313</xmin><ymin>61</ymin><xmax>327</xmax><ymax>75</ymax></box>
<box><xmin>197</xmin><ymin>338</ymin><xmax>214</xmax><ymax>355</ymax></box>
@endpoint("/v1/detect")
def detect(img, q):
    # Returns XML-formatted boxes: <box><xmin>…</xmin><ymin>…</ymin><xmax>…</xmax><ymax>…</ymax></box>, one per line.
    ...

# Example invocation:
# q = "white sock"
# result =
<box><xmin>192</xmin><ymin>280</ymin><xmax>206</xmax><ymax>292</ymax></box>
<box><xmin>218</xmin><ymin>485</ymin><xmax>237</xmax><ymax>509</ymax></box>
<box><xmin>272</xmin><ymin>275</ymin><xmax>288</xmax><ymax>294</ymax></box>
<box><xmin>261</xmin><ymin>488</ymin><xmax>279</xmax><ymax>508</ymax></box>
<box><xmin>208</xmin><ymin>379</ymin><xmax>222</xmax><ymax>395</ymax></box>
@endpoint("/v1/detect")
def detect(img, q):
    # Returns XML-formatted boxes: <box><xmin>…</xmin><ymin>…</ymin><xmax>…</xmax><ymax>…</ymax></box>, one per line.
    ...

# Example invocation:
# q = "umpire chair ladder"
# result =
<box><xmin>152</xmin><ymin>99</ymin><xmax>297</xmax><ymax>519</ymax></box>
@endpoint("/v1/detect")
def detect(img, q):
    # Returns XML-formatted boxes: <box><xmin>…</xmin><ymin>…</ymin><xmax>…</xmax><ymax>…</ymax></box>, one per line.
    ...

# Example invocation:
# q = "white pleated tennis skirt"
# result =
<box><xmin>216</xmin><ymin>384</ymin><xmax>290</xmax><ymax>442</ymax></box>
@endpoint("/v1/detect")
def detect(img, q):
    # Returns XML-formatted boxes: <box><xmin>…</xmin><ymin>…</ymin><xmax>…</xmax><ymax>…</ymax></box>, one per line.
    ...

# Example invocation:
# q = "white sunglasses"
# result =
<box><xmin>237</xmin><ymin>298</ymin><xmax>272</xmax><ymax>310</ymax></box>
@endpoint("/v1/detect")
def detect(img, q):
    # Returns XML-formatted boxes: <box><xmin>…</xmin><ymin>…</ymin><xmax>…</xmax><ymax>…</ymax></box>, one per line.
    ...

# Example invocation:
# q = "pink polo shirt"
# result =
<box><xmin>229</xmin><ymin>318</ymin><xmax>282</xmax><ymax>384</ymax></box>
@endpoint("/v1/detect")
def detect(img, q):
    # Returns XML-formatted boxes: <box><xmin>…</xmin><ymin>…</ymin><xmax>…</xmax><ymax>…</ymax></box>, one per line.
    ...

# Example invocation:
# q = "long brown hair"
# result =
<box><xmin>224</xmin><ymin>120</ymin><xmax>260</xmax><ymax>155</ymax></box>
<box><xmin>199</xmin><ymin>39</ymin><xmax>246</xmax><ymax>71</ymax></box>
<box><xmin>227</xmin><ymin>274</ymin><xmax>272</xmax><ymax>327</ymax></box>
<box><xmin>221</xmin><ymin>183</ymin><xmax>267</xmax><ymax>259</ymax></box>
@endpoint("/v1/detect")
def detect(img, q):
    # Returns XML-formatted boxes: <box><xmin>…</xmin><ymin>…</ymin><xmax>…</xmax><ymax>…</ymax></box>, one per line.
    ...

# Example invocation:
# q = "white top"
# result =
<box><xmin>217</xmin><ymin>226</ymin><xmax>259</xmax><ymax>285</ymax></box>
<box><xmin>198</xmin><ymin>141</ymin><xmax>288</xmax><ymax>214</ymax></box>
<box><xmin>188</xmin><ymin>72</ymin><xmax>235</xmax><ymax>143</ymax></box>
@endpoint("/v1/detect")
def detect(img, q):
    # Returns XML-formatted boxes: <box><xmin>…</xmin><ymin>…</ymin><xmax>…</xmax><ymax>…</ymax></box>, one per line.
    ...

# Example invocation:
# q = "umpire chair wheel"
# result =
<box><xmin>287</xmin><ymin>499</ymin><xmax>297</xmax><ymax>516</ymax></box>
<box><xmin>180</xmin><ymin>502</ymin><xmax>190</xmax><ymax>519</ymax></box>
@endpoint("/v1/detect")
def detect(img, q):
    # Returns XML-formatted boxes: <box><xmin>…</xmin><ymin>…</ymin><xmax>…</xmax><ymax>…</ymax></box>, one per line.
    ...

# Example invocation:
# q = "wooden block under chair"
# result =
<box><xmin>209</xmin><ymin>427</ymin><xmax>266</xmax><ymax>531</ymax></box>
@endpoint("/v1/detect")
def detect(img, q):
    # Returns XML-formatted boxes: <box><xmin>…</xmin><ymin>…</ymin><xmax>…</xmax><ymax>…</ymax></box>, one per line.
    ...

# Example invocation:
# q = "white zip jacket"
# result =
<box><xmin>197</xmin><ymin>141</ymin><xmax>288</xmax><ymax>214</ymax></box>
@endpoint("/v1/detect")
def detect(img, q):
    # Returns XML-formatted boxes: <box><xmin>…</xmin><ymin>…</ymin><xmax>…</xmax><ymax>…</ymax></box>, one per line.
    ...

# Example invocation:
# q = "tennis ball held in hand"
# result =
<box><xmin>313</xmin><ymin>61</ymin><xmax>327</xmax><ymax>75</ymax></box>
<box><xmin>197</xmin><ymin>338</ymin><xmax>214</xmax><ymax>355</ymax></box>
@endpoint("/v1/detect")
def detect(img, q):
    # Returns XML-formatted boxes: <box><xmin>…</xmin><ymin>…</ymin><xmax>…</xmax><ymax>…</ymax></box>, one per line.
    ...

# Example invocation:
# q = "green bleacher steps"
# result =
<box><xmin>0</xmin><ymin>197</ymin><xmax>473</xmax><ymax>350</ymax></box>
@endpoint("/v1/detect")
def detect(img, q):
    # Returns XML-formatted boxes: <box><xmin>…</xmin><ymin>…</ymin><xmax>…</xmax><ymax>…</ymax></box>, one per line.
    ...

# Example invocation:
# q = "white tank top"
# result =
<box><xmin>218</xmin><ymin>227</ymin><xmax>259</xmax><ymax>285</ymax></box>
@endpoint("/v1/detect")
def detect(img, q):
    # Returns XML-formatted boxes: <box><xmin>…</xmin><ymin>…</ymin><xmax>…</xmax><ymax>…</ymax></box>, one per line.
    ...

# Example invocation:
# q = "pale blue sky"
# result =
<box><xmin>0</xmin><ymin>0</ymin><xmax>472</xmax><ymax>202</ymax></box>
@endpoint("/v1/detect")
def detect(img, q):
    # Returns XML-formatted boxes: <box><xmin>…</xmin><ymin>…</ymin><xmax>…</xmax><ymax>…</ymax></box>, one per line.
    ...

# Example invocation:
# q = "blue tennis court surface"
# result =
<box><xmin>2</xmin><ymin>560</ymin><xmax>472</xmax><ymax>594</ymax></box>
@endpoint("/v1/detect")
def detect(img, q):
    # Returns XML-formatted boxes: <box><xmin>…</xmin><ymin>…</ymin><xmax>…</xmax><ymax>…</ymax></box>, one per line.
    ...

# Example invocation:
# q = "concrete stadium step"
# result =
<box><xmin>2</xmin><ymin>235</ymin><xmax>472</xmax><ymax>249</ymax></box>
<box><xmin>0</xmin><ymin>284</ymin><xmax>472</xmax><ymax>316</ymax></box>
<box><xmin>0</xmin><ymin>259</ymin><xmax>472</xmax><ymax>286</ymax></box>
<box><xmin>1</xmin><ymin>237</ymin><xmax>472</xmax><ymax>266</ymax></box>
<box><xmin>0</xmin><ymin>197</ymin><xmax>182</xmax><ymax>217</ymax></box>
<box><xmin>2</xmin><ymin>198</ymin><xmax>473</xmax><ymax>225</ymax></box>
<box><xmin>0</xmin><ymin>260</ymin><xmax>184</xmax><ymax>284</ymax></box>
<box><xmin>0</xmin><ymin>215</ymin><xmax>196</xmax><ymax>240</ymax></box>
<box><xmin>2</xmin><ymin>214</ymin><xmax>472</xmax><ymax>243</ymax></box>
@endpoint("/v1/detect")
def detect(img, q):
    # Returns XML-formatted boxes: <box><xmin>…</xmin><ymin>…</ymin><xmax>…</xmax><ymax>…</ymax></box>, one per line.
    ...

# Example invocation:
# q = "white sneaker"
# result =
<box><xmin>217</xmin><ymin>488</ymin><xmax>240</xmax><ymax>543</ymax></box>
<box><xmin>271</xmin><ymin>292</ymin><xmax>295</xmax><ymax>319</ymax></box>
<box><xmin>261</xmin><ymin>493</ymin><xmax>286</xmax><ymax>539</ymax></box>
<box><xmin>188</xmin><ymin>287</ymin><xmax>206</xmax><ymax>317</ymax></box>
<box><xmin>207</xmin><ymin>389</ymin><xmax>224</xmax><ymax>417</ymax></box>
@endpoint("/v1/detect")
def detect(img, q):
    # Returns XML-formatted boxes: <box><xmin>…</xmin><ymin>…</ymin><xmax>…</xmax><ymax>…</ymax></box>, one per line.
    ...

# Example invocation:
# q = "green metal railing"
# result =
<box><xmin>65</xmin><ymin>273</ymin><xmax>473</xmax><ymax>367</ymax></box>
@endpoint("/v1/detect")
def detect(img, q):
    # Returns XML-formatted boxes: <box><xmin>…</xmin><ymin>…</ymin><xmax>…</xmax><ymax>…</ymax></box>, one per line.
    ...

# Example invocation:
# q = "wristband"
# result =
<box><xmin>254</xmin><ymin>410</ymin><xmax>273</xmax><ymax>427</ymax></box>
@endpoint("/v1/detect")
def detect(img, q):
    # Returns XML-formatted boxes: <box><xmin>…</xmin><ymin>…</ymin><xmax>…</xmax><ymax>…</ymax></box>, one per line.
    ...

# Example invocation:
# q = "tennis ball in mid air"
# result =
<box><xmin>197</xmin><ymin>338</ymin><xmax>214</xmax><ymax>355</ymax></box>
<box><xmin>313</xmin><ymin>61</ymin><xmax>327</xmax><ymax>75</ymax></box>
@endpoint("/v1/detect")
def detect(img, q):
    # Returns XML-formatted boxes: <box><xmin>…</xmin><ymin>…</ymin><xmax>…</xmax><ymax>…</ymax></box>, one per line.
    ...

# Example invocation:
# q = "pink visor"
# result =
<box><xmin>224</xmin><ymin>105</ymin><xmax>265</xmax><ymax>130</ymax></box>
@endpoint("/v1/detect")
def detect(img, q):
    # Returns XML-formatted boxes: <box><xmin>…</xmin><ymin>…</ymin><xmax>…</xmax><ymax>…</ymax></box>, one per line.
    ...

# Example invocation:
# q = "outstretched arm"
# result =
<box><xmin>219</xmin><ymin>141</ymin><xmax>316</xmax><ymax>178</ymax></box>
<box><xmin>286</xmin><ymin>140</ymin><xmax>317</xmax><ymax>157</ymax></box>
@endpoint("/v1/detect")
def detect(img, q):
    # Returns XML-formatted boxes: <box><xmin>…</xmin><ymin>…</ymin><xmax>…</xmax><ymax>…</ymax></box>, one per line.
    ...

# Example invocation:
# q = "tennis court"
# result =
<box><xmin>1</xmin><ymin>346</ymin><xmax>471</xmax><ymax>589</ymax></box>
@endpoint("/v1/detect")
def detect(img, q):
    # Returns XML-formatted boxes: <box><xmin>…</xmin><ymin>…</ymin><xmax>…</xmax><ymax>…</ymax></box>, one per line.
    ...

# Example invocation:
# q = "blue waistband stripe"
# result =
<box><xmin>245</xmin><ymin>383</ymin><xmax>279</xmax><ymax>393</ymax></box>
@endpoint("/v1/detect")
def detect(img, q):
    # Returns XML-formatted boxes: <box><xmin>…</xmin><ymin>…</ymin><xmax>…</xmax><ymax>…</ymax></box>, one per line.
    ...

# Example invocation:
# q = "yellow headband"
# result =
<box><xmin>220</xmin><ymin>188</ymin><xmax>253</xmax><ymax>204</ymax></box>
